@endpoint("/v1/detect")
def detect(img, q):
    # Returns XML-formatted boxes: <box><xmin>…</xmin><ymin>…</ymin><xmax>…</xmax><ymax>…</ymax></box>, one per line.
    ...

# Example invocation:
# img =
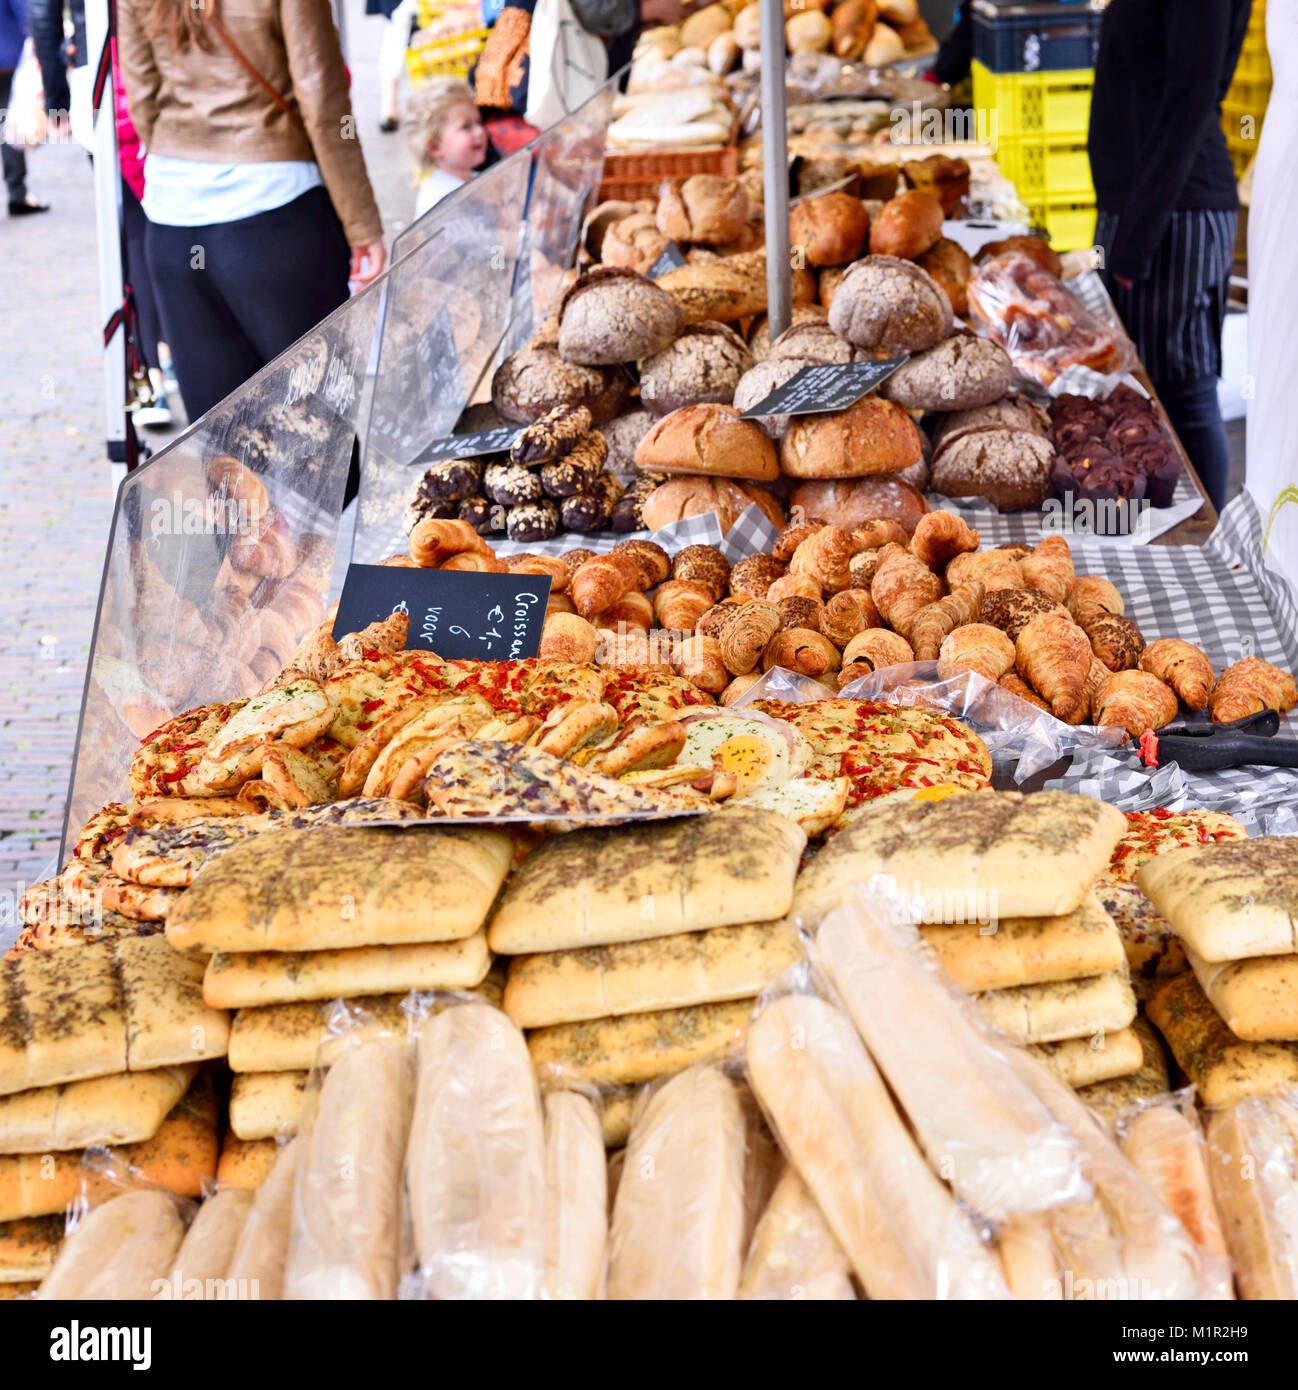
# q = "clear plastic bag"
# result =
<box><xmin>37</xmin><ymin>1188</ymin><xmax>190</xmax><ymax>1301</ymax></box>
<box><xmin>738</xmin><ymin>1166</ymin><xmax>857</xmax><ymax>1301</ymax></box>
<box><xmin>967</xmin><ymin>251</ymin><xmax>1134</xmax><ymax>389</ymax></box>
<box><xmin>542</xmin><ymin>1088</ymin><xmax>607</xmax><ymax>1301</ymax></box>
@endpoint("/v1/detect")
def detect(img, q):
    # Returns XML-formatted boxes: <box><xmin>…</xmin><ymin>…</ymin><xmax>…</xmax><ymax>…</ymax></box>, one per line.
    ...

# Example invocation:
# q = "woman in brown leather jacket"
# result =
<box><xmin>117</xmin><ymin>0</ymin><xmax>386</xmax><ymax>422</ymax></box>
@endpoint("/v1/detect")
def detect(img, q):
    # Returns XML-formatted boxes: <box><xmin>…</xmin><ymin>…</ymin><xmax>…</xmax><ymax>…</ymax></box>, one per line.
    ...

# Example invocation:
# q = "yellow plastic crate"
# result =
<box><xmin>1024</xmin><ymin>200</ymin><xmax>1096</xmax><ymax>252</ymax></box>
<box><xmin>998</xmin><ymin>138</ymin><xmax>1093</xmax><ymax>201</ymax></box>
<box><xmin>406</xmin><ymin>28</ymin><xmax>489</xmax><ymax>83</ymax></box>
<box><xmin>972</xmin><ymin>61</ymin><xmax>1093</xmax><ymax>143</ymax></box>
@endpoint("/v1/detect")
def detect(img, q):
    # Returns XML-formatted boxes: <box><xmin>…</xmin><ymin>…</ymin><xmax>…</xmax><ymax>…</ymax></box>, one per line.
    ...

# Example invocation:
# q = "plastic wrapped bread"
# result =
<box><xmin>607</xmin><ymin>1067</ymin><xmax>748</xmax><ymax>1300</ymax></box>
<box><xmin>1000</xmin><ymin>1046</ymin><xmax>1204</xmax><ymax>1299</ymax></box>
<box><xmin>159</xmin><ymin>1187</ymin><xmax>254</xmax><ymax>1298</ymax></box>
<box><xmin>1206</xmin><ymin>1089</ymin><xmax>1298</xmax><ymax>1300</ymax></box>
<box><xmin>284</xmin><ymin>1039</ymin><xmax>411</xmax><ymax>1300</ymax></box>
<box><xmin>225</xmin><ymin>1137</ymin><xmax>299</xmax><ymax>1300</ymax></box>
<box><xmin>1117</xmin><ymin>1099</ymin><xmax>1233</xmax><ymax>1300</ymax></box>
<box><xmin>813</xmin><ymin>895</ymin><xmax>1087</xmax><ymax>1222</ymax></box>
<box><xmin>739</xmin><ymin>1166</ymin><xmax>856</xmax><ymax>1300</ymax></box>
<box><xmin>406</xmin><ymin>1002</ymin><xmax>546</xmax><ymax>1300</ymax></box>
<box><xmin>543</xmin><ymin>1091</ymin><xmax>608</xmax><ymax>1300</ymax></box>
<box><xmin>38</xmin><ymin>1190</ymin><xmax>186</xmax><ymax>1300</ymax></box>
<box><xmin>747</xmin><ymin>992</ymin><xmax>1011</xmax><ymax>1300</ymax></box>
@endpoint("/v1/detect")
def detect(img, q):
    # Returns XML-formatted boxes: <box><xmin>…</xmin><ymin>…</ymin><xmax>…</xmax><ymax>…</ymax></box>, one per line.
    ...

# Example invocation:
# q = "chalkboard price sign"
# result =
<box><xmin>648</xmin><ymin>242</ymin><xmax>687</xmax><ymax>279</ymax></box>
<box><xmin>413</xmin><ymin>422</ymin><xmax>526</xmax><ymax>465</ymax></box>
<box><xmin>332</xmin><ymin>565</ymin><xmax>553</xmax><ymax>661</ymax></box>
<box><xmin>738</xmin><ymin>358</ymin><xmax>908</xmax><ymax>419</ymax></box>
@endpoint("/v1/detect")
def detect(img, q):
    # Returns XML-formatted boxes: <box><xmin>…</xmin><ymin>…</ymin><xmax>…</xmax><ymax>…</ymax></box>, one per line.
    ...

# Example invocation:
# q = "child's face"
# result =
<box><xmin>432</xmin><ymin>101</ymin><xmax>487</xmax><ymax>173</ymax></box>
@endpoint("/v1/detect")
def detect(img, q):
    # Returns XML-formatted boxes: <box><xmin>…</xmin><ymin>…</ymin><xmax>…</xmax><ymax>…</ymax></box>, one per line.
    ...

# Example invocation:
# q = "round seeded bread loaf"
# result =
<box><xmin>557</xmin><ymin>266</ymin><xmax>682</xmax><ymax>365</ymax></box>
<box><xmin>931</xmin><ymin>395</ymin><xmax>1052</xmax><ymax>450</ymax></box>
<box><xmin>638</xmin><ymin>322</ymin><xmax>755</xmax><ymax>416</ymax></box>
<box><xmin>827</xmin><ymin>255</ymin><xmax>953</xmax><ymax>353</ymax></box>
<box><xmin>930</xmin><ymin>426</ymin><xmax>1055</xmax><ymax>510</ymax></box>
<box><xmin>879</xmin><ymin>334</ymin><xmax>1014</xmax><ymax>411</ymax></box>
<box><xmin>492</xmin><ymin>343</ymin><xmax>630</xmax><ymax>424</ymax></box>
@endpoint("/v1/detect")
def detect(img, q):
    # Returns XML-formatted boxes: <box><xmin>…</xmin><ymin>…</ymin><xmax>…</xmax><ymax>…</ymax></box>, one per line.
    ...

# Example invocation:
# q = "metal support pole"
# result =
<box><xmin>759</xmin><ymin>0</ymin><xmax>791</xmax><ymax>343</ymax></box>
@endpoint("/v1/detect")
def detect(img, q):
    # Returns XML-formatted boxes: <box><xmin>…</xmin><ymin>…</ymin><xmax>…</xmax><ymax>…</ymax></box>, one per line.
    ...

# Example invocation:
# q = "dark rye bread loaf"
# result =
<box><xmin>827</xmin><ymin>255</ymin><xmax>952</xmax><ymax>353</ymax></box>
<box><xmin>492</xmin><ymin>343</ymin><xmax>630</xmax><ymax>424</ymax></box>
<box><xmin>931</xmin><ymin>425</ymin><xmax>1055</xmax><ymax>511</ymax></box>
<box><xmin>557</xmin><ymin>266</ymin><xmax>682</xmax><ymax>366</ymax></box>
<box><xmin>638</xmin><ymin>322</ymin><xmax>754</xmax><ymax>416</ymax></box>
<box><xmin>880</xmin><ymin>334</ymin><xmax>1014</xmax><ymax>412</ymax></box>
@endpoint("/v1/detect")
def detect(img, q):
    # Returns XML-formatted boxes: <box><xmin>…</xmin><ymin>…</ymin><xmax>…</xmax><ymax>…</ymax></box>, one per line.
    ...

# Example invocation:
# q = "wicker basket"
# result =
<box><xmin>598</xmin><ymin>145</ymin><xmax>740</xmax><ymax>204</ymax></box>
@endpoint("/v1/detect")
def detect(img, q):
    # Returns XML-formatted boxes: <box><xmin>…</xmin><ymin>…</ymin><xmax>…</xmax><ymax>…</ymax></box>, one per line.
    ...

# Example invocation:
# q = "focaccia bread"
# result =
<box><xmin>0</xmin><ymin>1075</ymin><xmax>219</xmax><ymax>1222</ymax></box>
<box><xmin>1104</xmin><ymin>808</ymin><xmax>1247</xmax><ymax>884</ymax></box>
<box><xmin>1075</xmin><ymin>1015</ymin><xmax>1172</xmax><ymax>1126</ymax></box>
<box><xmin>1095</xmin><ymin>879</ymin><xmax>1187</xmax><ymax>1001</ymax></box>
<box><xmin>166</xmin><ymin>825</ymin><xmax>513</xmax><ymax>955</ymax></box>
<box><xmin>974</xmin><ymin>969</ymin><xmax>1137</xmax><ymax>1046</ymax></box>
<box><xmin>203</xmin><ymin>934</ymin><xmax>492</xmax><ymax>1010</ymax></box>
<box><xmin>0</xmin><ymin>1064</ymin><xmax>196</xmax><ymax>1154</ymax></box>
<box><xmin>111</xmin><ymin>817</ymin><xmax>264</xmax><ymax>888</ymax></box>
<box><xmin>0</xmin><ymin>1215</ymin><xmax>63</xmax><ymax>1283</ymax></box>
<box><xmin>1135</xmin><ymin>837</ymin><xmax>1298</xmax><ymax>963</ymax></box>
<box><xmin>527</xmin><ymin>999</ymin><xmax>753</xmax><ymax>1088</ymax></box>
<box><xmin>1027</xmin><ymin>1028</ymin><xmax>1144</xmax><ymax>1089</ymax></box>
<box><xmin>502</xmin><ymin>922</ymin><xmax>801</xmax><ymax>1029</ymax></box>
<box><xmin>790</xmin><ymin>790</ymin><xmax>1125</xmax><ymax>926</ymax></box>
<box><xmin>487</xmin><ymin>807</ymin><xmax>806</xmax><ymax>955</ymax></box>
<box><xmin>919</xmin><ymin>893</ymin><xmax>1125</xmax><ymax>993</ymax></box>
<box><xmin>229</xmin><ymin>1071</ymin><xmax>309</xmax><ymax>1141</ymax></box>
<box><xmin>1147</xmin><ymin>973</ymin><xmax>1298</xmax><ymax>1108</ymax></box>
<box><xmin>1185</xmin><ymin>946</ymin><xmax>1298</xmax><ymax>1042</ymax></box>
<box><xmin>0</xmin><ymin>936</ymin><xmax>229</xmax><ymax>1097</ymax></box>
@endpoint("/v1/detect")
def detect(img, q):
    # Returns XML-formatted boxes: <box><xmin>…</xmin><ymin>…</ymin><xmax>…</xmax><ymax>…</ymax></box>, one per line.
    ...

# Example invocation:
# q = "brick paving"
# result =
<box><xmin>0</xmin><ymin>1</ymin><xmax>414</xmax><ymax>950</ymax></box>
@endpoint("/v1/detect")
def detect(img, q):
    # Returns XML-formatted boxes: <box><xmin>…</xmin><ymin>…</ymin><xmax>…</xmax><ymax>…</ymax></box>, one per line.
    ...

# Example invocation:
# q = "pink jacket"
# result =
<box><xmin>111</xmin><ymin>36</ymin><xmax>145</xmax><ymax>201</ymax></box>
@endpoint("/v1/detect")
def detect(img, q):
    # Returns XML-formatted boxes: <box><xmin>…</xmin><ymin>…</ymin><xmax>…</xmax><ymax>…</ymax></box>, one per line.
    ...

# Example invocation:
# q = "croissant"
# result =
<box><xmin>848</xmin><ymin>547</ymin><xmax>886</xmax><ymax>590</ymax></box>
<box><xmin>571</xmin><ymin>551</ymin><xmax>644</xmax><ymax>619</ymax></box>
<box><xmin>594</xmin><ymin>625</ymin><xmax>674</xmax><ymax>676</ymax></box>
<box><xmin>507</xmin><ymin>554</ymin><xmax>570</xmax><ymax>591</ymax></box>
<box><xmin>613</xmin><ymin>539</ymin><xmax>671</xmax><ymax>588</ymax></box>
<box><xmin>672</xmin><ymin>633</ymin><xmax>729</xmax><ymax>694</ymax></box>
<box><xmin>1209</xmin><ymin>657</ymin><xmax>1298</xmax><ymax>724</ymax></box>
<box><xmin>653</xmin><ymin>579</ymin><xmax>714</xmax><ymax>631</ymax></box>
<box><xmin>772</xmin><ymin>523</ymin><xmax>823</xmax><ymax>564</ymax></box>
<box><xmin>1138</xmin><ymin>639</ymin><xmax>1214</xmax><ymax>711</ymax></box>
<box><xmin>440</xmin><ymin>550</ymin><xmax>506</xmax><ymax>573</ymax></box>
<box><xmin>595</xmin><ymin>590</ymin><xmax>655</xmax><ymax>633</ymax></box>
<box><xmin>1014</xmin><ymin>612</ymin><xmax>1092</xmax><ymax>725</ymax></box>
<box><xmin>720</xmin><ymin>672</ymin><xmax>764</xmax><ymax>706</ymax></box>
<box><xmin>998</xmin><ymin>670</ymin><xmax>1051</xmax><ymax>713</ymax></box>
<box><xmin>777</xmin><ymin>596</ymin><xmax>826</xmax><ymax>631</ymax></box>
<box><xmin>1067</xmin><ymin>575</ymin><xmax>1124</xmax><ymax>620</ymax></box>
<box><xmin>763</xmin><ymin>627</ymin><xmax>841</xmax><ymax>680</ymax></box>
<box><xmin>836</xmin><ymin>663</ymin><xmax>873</xmax><ymax>686</ymax></box>
<box><xmin>842</xmin><ymin>627</ymin><xmax>915</xmax><ymax>672</ymax></box>
<box><xmin>539</xmin><ymin>612</ymin><xmax>600</xmax><ymax>664</ymax></box>
<box><xmin>908</xmin><ymin>581</ymin><xmax>985</xmax><ymax>661</ymax></box>
<box><xmin>909</xmin><ymin>511</ymin><xmax>980</xmax><ymax>574</ymax></box>
<box><xmin>854</xmin><ymin>518</ymin><xmax>911</xmax><ymax>551</ymax></box>
<box><xmin>1018</xmin><ymin>535</ymin><xmax>1075</xmax><ymax>604</ymax></box>
<box><xmin>1075</xmin><ymin>608</ymin><xmax>1145</xmax><ymax>671</ymax></box>
<box><xmin>766</xmin><ymin>573</ymin><xmax>823</xmax><ymax>604</ymax></box>
<box><xmin>870</xmin><ymin>544</ymin><xmax>943</xmax><ymax>639</ymax></box>
<box><xmin>409</xmin><ymin>517</ymin><xmax>489</xmax><ymax>567</ymax></box>
<box><xmin>945</xmin><ymin>549</ymin><xmax>1025</xmax><ymax>592</ymax></box>
<box><xmin>818</xmin><ymin>589</ymin><xmax>881</xmax><ymax>648</ymax></box>
<box><xmin>697</xmin><ymin>598</ymin><xmax>748</xmax><ymax>639</ymax></box>
<box><xmin>719</xmin><ymin>600</ymin><xmax>781</xmax><ymax>675</ymax></box>
<box><xmin>789</xmin><ymin>525</ymin><xmax>866</xmax><ymax>594</ymax></box>
<box><xmin>937</xmin><ymin>622</ymin><xmax>1014</xmax><ymax>682</ymax></box>
<box><xmin>1083</xmin><ymin>657</ymin><xmax>1113</xmax><ymax>719</ymax></box>
<box><xmin>1092</xmin><ymin>670</ymin><xmax>1178</xmax><ymax>739</ymax></box>
<box><xmin>729</xmin><ymin>553</ymin><xmax>787</xmax><ymax>602</ymax></box>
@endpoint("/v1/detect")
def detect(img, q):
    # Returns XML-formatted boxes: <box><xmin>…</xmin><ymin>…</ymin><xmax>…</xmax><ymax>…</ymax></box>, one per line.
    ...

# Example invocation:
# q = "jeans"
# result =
<box><xmin>0</xmin><ymin>70</ymin><xmax>26</xmax><ymax>205</ymax></box>
<box><xmin>1154</xmin><ymin>373</ymin><xmax>1231</xmax><ymax>513</ymax></box>
<box><xmin>145</xmin><ymin>186</ymin><xmax>351</xmax><ymax>423</ymax></box>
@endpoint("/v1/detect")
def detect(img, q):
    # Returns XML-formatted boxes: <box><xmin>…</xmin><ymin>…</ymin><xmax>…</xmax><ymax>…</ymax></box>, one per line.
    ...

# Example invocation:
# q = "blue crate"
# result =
<box><xmin>971</xmin><ymin>0</ymin><xmax>1105</xmax><ymax>74</ymax></box>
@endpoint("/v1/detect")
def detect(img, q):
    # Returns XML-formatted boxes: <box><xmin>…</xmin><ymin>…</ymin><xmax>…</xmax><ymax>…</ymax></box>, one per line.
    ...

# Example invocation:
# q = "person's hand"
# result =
<box><xmin>350</xmin><ymin>240</ymin><xmax>387</xmax><ymax>286</ymax></box>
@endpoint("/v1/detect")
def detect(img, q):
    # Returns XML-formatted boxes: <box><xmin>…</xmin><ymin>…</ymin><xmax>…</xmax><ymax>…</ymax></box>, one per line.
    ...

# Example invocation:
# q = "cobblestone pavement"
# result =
<box><xmin>0</xmin><ymin>0</ymin><xmax>414</xmax><ymax>946</ymax></box>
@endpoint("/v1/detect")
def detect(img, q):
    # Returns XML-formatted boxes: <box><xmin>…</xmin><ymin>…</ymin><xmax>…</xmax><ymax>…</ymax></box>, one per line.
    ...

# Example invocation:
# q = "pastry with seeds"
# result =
<box><xmin>506</xmin><ymin>499</ymin><xmax>561</xmax><ymax>543</ymax></box>
<box><xmin>509</xmin><ymin>404</ymin><xmax>594</xmax><ymax>466</ymax></box>
<box><xmin>483</xmin><ymin>463</ymin><xmax>543</xmax><ymax>507</ymax></box>
<box><xmin>540</xmin><ymin>435</ymin><xmax>607</xmax><ymax>497</ymax></box>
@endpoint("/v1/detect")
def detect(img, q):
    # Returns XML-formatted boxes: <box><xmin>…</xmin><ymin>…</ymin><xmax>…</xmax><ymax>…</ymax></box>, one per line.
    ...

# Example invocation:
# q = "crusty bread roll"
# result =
<box><xmin>543</xmin><ymin>1091</ymin><xmax>608</xmax><ymax>1300</ymax></box>
<box><xmin>788</xmin><ymin>475</ymin><xmax>928</xmax><ymax>532</ymax></box>
<box><xmin>38</xmin><ymin>1190</ymin><xmax>186</xmax><ymax>1301</ymax></box>
<box><xmin>789</xmin><ymin>190</ymin><xmax>871</xmax><ymax>266</ymax></box>
<box><xmin>656</xmin><ymin>175</ymin><xmax>750</xmax><ymax>246</ymax></box>
<box><xmin>656</xmin><ymin>249</ymin><xmax>816</xmax><ymax>325</ymax></box>
<box><xmin>779</xmin><ymin>396</ymin><xmax>924</xmax><ymax>479</ymax></box>
<box><xmin>216</xmin><ymin>1135</ymin><xmax>278</xmax><ymax>1191</ymax></box>
<box><xmin>641</xmin><ymin>476</ymin><xmax>786</xmax><ymax>534</ymax></box>
<box><xmin>635</xmin><ymin>402</ymin><xmax>779</xmax><ymax>481</ymax></box>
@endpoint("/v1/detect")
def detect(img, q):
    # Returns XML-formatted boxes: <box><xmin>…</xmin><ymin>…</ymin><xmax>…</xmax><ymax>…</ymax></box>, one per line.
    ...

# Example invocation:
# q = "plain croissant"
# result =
<box><xmin>1067</xmin><ymin>574</ymin><xmax>1124</xmax><ymax>620</ymax></box>
<box><xmin>909</xmin><ymin>581</ymin><xmax>985</xmax><ymax>661</ymax></box>
<box><xmin>1139</xmin><ymin>638</ymin><xmax>1214</xmax><ymax>711</ymax></box>
<box><xmin>1018</xmin><ymin>535</ymin><xmax>1075</xmax><ymax>604</ymax></box>
<box><xmin>842</xmin><ymin>627</ymin><xmax>915</xmax><ymax>673</ymax></box>
<box><xmin>908</xmin><ymin>511</ymin><xmax>980</xmax><ymax>574</ymax></box>
<box><xmin>870</xmin><ymin>544</ymin><xmax>943</xmax><ymax>639</ymax></box>
<box><xmin>1092</xmin><ymin>670</ymin><xmax>1179</xmax><ymax>739</ymax></box>
<box><xmin>720</xmin><ymin>601</ymin><xmax>781</xmax><ymax>675</ymax></box>
<box><xmin>789</xmin><ymin>525</ymin><xmax>866</xmax><ymax>594</ymax></box>
<box><xmin>818</xmin><ymin>589</ymin><xmax>880</xmax><ymax>647</ymax></box>
<box><xmin>1208</xmin><ymin>656</ymin><xmax>1298</xmax><ymax>723</ymax></box>
<box><xmin>1014</xmin><ymin>612</ymin><xmax>1092</xmax><ymax>725</ymax></box>
<box><xmin>937</xmin><ymin>622</ymin><xmax>1014</xmax><ymax>683</ymax></box>
<box><xmin>763</xmin><ymin>627</ymin><xmax>842</xmax><ymax>679</ymax></box>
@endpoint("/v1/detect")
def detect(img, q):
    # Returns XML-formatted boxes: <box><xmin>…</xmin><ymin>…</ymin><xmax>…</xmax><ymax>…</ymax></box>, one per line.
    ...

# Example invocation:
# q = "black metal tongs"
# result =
<box><xmin>1135</xmin><ymin>709</ymin><xmax>1298</xmax><ymax>772</ymax></box>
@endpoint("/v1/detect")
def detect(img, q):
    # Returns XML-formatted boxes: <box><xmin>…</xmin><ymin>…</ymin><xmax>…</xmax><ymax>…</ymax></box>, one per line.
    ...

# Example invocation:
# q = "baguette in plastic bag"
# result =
<box><xmin>225</xmin><ymin>1137</ymin><xmax>299</xmax><ymax>1301</ymax></box>
<box><xmin>739</xmin><ymin>1166</ymin><xmax>855</xmax><ymax>1301</ymax></box>
<box><xmin>158</xmin><ymin>1186</ymin><xmax>254</xmax><ymax>1299</ymax></box>
<box><xmin>543</xmin><ymin>1090</ymin><xmax>607</xmax><ymax>1300</ymax></box>
<box><xmin>38</xmin><ymin>1190</ymin><xmax>186</xmax><ymax>1300</ymax></box>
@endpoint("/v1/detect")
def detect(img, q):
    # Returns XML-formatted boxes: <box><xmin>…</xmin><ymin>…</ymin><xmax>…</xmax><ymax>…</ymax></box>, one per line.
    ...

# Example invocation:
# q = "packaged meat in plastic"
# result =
<box><xmin>38</xmin><ymin>1189</ymin><xmax>187</xmax><ymax>1300</ymax></box>
<box><xmin>967</xmin><ymin>251</ymin><xmax>1131</xmax><ymax>388</ymax></box>
<box><xmin>225</xmin><ymin>1137</ymin><xmax>299</xmax><ymax>1301</ymax></box>
<box><xmin>543</xmin><ymin>1089</ymin><xmax>607</xmax><ymax>1300</ymax></box>
<box><xmin>158</xmin><ymin>1187</ymin><xmax>254</xmax><ymax>1299</ymax></box>
<box><xmin>747</xmin><ymin>990</ymin><xmax>1011</xmax><ymax>1300</ymax></box>
<box><xmin>1116</xmin><ymin>1093</ymin><xmax>1233</xmax><ymax>1300</ymax></box>
<box><xmin>285</xmin><ymin>1037</ymin><xmax>412</xmax><ymax>1300</ymax></box>
<box><xmin>405</xmin><ymin>1000</ymin><xmax>546</xmax><ymax>1300</ymax></box>
<box><xmin>1205</xmin><ymin>1087</ymin><xmax>1298</xmax><ymax>1301</ymax></box>
<box><xmin>811</xmin><ymin>891</ymin><xmax>1089</xmax><ymax>1222</ymax></box>
<box><xmin>607</xmin><ymin>1066</ymin><xmax>748</xmax><ymax>1300</ymax></box>
<box><xmin>739</xmin><ymin>1166</ymin><xmax>856</xmax><ymax>1301</ymax></box>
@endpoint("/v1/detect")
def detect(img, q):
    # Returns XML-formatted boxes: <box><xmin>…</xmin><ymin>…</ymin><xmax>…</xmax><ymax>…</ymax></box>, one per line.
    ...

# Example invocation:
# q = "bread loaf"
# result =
<box><xmin>0</xmin><ymin>1064</ymin><xmax>196</xmax><ymax>1154</ymax></box>
<box><xmin>37</xmin><ymin>1190</ymin><xmax>185</xmax><ymax>1301</ymax></box>
<box><xmin>869</xmin><ymin>189</ymin><xmax>944</xmax><ymax>258</ymax></box>
<box><xmin>656</xmin><ymin>249</ymin><xmax>816</xmax><ymax>325</ymax></box>
<box><xmin>406</xmin><ymin>1003</ymin><xmax>546</xmax><ymax>1299</ymax></box>
<box><xmin>1187</xmin><ymin>943</ymin><xmax>1298</xmax><ymax>1042</ymax></box>
<box><xmin>826</xmin><ymin>255</ymin><xmax>954</xmax><ymax>352</ymax></box>
<box><xmin>607</xmin><ymin>1067</ymin><xmax>747</xmax><ymax>1299</ymax></box>
<box><xmin>162</xmin><ymin>1187</ymin><xmax>254</xmax><ymax>1298</ymax></box>
<box><xmin>284</xmin><ymin>1039</ymin><xmax>411</xmax><ymax>1300</ymax></box>
<box><xmin>225</xmin><ymin>1136</ymin><xmax>299</xmax><ymax>1301</ymax></box>
<box><xmin>226</xmin><ymin>993</ymin><xmax>412</xmax><ymax>1074</ymax></box>
<box><xmin>747</xmin><ymin>993</ymin><xmax>1011</xmax><ymax>1299</ymax></box>
<box><xmin>229</xmin><ymin>1070</ymin><xmax>307</xmax><ymax>1141</ymax></box>
<box><xmin>640</xmin><ymin>476</ymin><xmax>787</xmax><ymax>533</ymax></box>
<box><xmin>789</xmin><ymin>190</ymin><xmax>870</xmax><ymax>266</ymax></box>
<box><xmin>634</xmin><ymin>402</ymin><xmax>779</xmax><ymax>481</ymax></box>
<box><xmin>1028</xmin><ymin>1028</ymin><xmax>1144</xmax><ymax>1088</ymax></box>
<box><xmin>779</xmin><ymin>396</ymin><xmax>924</xmax><ymax>479</ymax></box>
<box><xmin>788</xmin><ymin>475</ymin><xmax>929</xmax><ymax>532</ymax></box>
<box><xmin>543</xmin><ymin>1091</ymin><xmax>608</xmax><ymax>1300</ymax></box>
<box><xmin>739</xmin><ymin>1167</ymin><xmax>856</xmax><ymax>1300</ymax></box>
<box><xmin>656</xmin><ymin>175</ymin><xmax>749</xmax><ymax>245</ymax></box>
<box><xmin>974</xmin><ymin>969</ymin><xmax>1137</xmax><ymax>1046</ymax></box>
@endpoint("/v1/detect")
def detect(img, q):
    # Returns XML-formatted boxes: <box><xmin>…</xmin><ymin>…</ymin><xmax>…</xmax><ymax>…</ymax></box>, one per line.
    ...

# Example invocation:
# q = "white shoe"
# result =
<box><xmin>133</xmin><ymin>402</ymin><xmax>173</xmax><ymax>429</ymax></box>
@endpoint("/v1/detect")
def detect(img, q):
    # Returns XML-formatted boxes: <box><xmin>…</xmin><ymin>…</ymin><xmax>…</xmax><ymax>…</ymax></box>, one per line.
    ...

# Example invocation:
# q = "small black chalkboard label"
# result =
<box><xmin>413</xmin><ymin>422</ymin><xmax>526</xmax><ymax>465</ymax></box>
<box><xmin>738</xmin><ymin>358</ymin><xmax>908</xmax><ymax>419</ymax></box>
<box><xmin>648</xmin><ymin>242</ymin><xmax>687</xmax><ymax>279</ymax></box>
<box><xmin>331</xmin><ymin>564</ymin><xmax>552</xmax><ymax>660</ymax></box>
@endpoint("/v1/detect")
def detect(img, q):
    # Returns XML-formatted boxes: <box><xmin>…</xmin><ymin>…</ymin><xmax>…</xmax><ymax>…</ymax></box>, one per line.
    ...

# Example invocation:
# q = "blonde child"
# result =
<box><xmin>405</xmin><ymin>80</ymin><xmax>489</xmax><ymax>218</ymax></box>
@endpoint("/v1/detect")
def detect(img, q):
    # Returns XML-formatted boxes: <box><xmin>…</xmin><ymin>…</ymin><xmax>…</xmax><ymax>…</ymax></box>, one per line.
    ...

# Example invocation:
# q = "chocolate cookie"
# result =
<box><xmin>484</xmin><ymin>462</ymin><xmax>543</xmax><ymax>506</ymax></box>
<box><xmin>506</xmin><ymin>499</ymin><xmax>560</xmax><ymax>542</ymax></box>
<box><xmin>459</xmin><ymin>495</ymin><xmax>508</xmax><ymax>534</ymax></box>
<box><xmin>509</xmin><ymin>403</ymin><xmax>594</xmax><ymax>467</ymax></box>
<box><xmin>540</xmin><ymin>434</ymin><xmax>608</xmax><ymax>497</ymax></box>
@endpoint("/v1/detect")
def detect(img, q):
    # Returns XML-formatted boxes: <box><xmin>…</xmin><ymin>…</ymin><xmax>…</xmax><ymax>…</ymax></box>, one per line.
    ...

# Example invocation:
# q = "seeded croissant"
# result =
<box><xmin>719</xmin><ymin>601</ymin><xmax>781</xmax><ymax>675</ymax></box>
<box><xmin>1076</xmin><ymin>608</ymin><xmax>1146</xmax><ymax>672</ymax></box>
<box><xmin>937</xmin><ymin>622</ymin><xmax>1014</xmax><ymax>683</ymax></box>
<box><xmin>1138</xmin><ymin>639</ymin><xmax>1214</xmax><ymax>712</ymax></box>
<box><xmin>1014</xmin><ymin>612</ymin><xmax>1092</xmax><ymax>725</ymax></box>
<box><xmin>1208</xmin><ymin>656</ymin><xmax>1298</xmax><ymax>724</ymax></box>
<box><xmin>909</xmin><ymin>581</ymin><xmax>985</xmax><ymax>661</ymax></box>
<box><xmin>870</xmin><ymin>543</ymin><xmax>943</xmax><ymax>639</ymax></box>
<box><xmin>1092</xmin><ymin>669</ymin><xmax>1178</xmax><ymax>739</ymax></box>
